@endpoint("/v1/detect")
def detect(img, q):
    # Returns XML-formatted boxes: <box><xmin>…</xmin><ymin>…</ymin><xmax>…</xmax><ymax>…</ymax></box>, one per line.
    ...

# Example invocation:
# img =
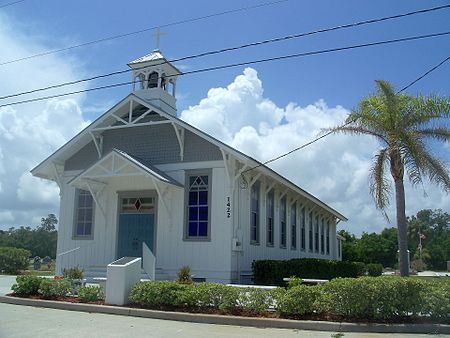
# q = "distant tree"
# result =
<box><xmin>40</xmin><ymin>214</ymin><xmax>58</xmax><ymax>231</ymax></box>
<box><xmin>326</xmin><ymin>81</ymin><xmax>450</xmax><ymax>276</ymax></box>
<box><xmin>338</xmin><ymin>230</ymin><xmax>359</xmax><ymax>262</ymax></box>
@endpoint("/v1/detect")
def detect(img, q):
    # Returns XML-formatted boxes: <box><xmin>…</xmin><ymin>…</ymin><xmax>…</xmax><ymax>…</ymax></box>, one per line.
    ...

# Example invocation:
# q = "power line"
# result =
<box><xmin>0</xmin><ymin>0</ymin><xmax>289</xmax><ymax>67</ymax></box>
<box><xmin>0</xmin><ymin>0</ymin><xmax>26</xmax><ymax>9</ymax></box>
<box><xmin>241</xmin><ymin>54</ymin><xmax>450</xmax><ymax>175</ymax></box>
<box><xmin>0</xmin><ymin>31</ymin><xmax>449</xmax><ymax>110</ymax></box>
<box><xmin>2</xmin><ymin>4</ymin><xmax>449</xmax><ymax>101</ymax></box>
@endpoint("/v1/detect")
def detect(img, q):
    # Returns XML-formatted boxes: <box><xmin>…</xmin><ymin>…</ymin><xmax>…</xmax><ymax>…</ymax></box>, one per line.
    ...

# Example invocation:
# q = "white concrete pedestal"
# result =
<box><xmin>105</xmin><ymin>257</ymin><xmax>141</xmax><ymax>306</ymax></box>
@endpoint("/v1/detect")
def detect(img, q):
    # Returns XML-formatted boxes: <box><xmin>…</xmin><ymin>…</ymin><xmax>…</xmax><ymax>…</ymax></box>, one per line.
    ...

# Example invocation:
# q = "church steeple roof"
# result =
<box><xmin>128</xmin><ymin>49</ymin><xmax>165</xmax><ymax>65</ymax></box>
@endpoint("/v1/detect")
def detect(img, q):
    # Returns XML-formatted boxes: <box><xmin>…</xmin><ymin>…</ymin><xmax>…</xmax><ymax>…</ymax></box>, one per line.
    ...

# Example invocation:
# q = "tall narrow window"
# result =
<box><xmin>326</xmin><ymin>220</ymin><xmax>330</xmax><ymax>255</ymax></box>
<box><xmin>186</xmin><ymin>174</ymin><xmax>209</xmax><ymax>239</ymax></box>
<box><xmin>300</xmin><ymin>206</ymin><xmax>306</xmax><ymax>250</ymax></box>
<box><xmin>290</xmin><ymin>202</ymin><xmax>297</xmax><ymax>250</ymax></box>
<box><xmin>338</xmin><ymin>238</ymin><xmax>341</xmax><ymax>257</ymax></box>
<box><xmin>250</xmin><ymin>183</ymin><xmax>260</xmax><ymax>244</ymax></box>
<box><xmin>148</xmin><ymin>71</ymin><xmax>158</xmax><ymax>88</ymax></box>
<box><xmin>74</xmin><ymin>189</ymin><xmax>94</xmax><ymax>238</ymax></box>
<box><xmin>266</xmin><ymin>190</ymin><xmax>274</xmax><ymax>246</ymax></box>
<box><xmin>315</xmin><ymin>215</ymin><xmax>319</xmax><ymax>253</ymax></box>
<box><xmin>280</xmin><ymin>197</ymin><xmax>287</xmax><ymax>248</ymax></box>
<box><xmin>320</xmin><ymin>218</ymin><xmax>325</xmax><ymax>254</ymax></box>
<box><xmin>308</xmin><ymin>211</ymin><xmax>313</xmax><ymax>252</ymax></box>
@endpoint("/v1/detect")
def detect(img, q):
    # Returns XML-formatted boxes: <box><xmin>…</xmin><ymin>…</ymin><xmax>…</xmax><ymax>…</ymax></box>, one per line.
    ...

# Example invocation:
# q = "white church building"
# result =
<box><xmin>31</xmin><ymin>49</ymin><xmax>347</xmax><ymax>283</ymax></box>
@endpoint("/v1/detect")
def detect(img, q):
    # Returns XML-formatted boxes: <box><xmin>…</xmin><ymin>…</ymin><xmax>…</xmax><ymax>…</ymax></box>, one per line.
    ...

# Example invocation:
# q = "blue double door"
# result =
<box><xmin>117</xmin><ymin>213</ymin><xmax>154</xmax><ymax>259</ymax></box>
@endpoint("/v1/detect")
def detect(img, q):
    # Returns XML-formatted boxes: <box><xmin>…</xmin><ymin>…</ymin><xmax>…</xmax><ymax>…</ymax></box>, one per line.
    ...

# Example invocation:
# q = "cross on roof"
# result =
<box><xmin>153</xmin><ymin>27</ymin><xmax>166</xmax><ymax>51</ymax></box>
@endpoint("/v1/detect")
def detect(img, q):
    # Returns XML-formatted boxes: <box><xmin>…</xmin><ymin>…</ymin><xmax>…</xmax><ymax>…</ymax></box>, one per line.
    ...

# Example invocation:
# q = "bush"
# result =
<box><xmin>252</xmin><ymin>258</ymin><xmax>361</xmax><ymax>285</ymax></box>
<box><xmin>0</xmin><ymin>247</ymin><xmax>31</xmax><ymax>274</ymax></box>
<box><xmin>11</xmin><ymin>275</ymin><xmax>43</xmax><ymax>296</ymax></box>
<box><xmin>366</xmin><ymin>263</ymin><xmax>383</xmax><ymax>277</ymax></box>
<box><xmin>78</xmin><ymin>286</ymin><xmax>104</xmax><ymax>303</ymax></box>
<box><xmin>63</xmin><ymin>266</ymin><xmax>84</xmax><ymax>280</ymax></box>
<box><xmin>128</xmin><ymin>278</ymin><xmax>449</xmax><ymax>323</ymax></box>
<box><xmin>177</xmin><ymin>266</ymin><xmax>193</xmax><ymax>284</ymax></box>
<box><xmin>239</xmin><ymin>287</ymin><xmax>275</xmax><ymax>315</ymax></box>
<box><xmin>188</xmin><ymin>282</ymin><xmax>240</xmax><ymax>311</ymax></box>
<box><xmin>286</xmin><ymin>276</ymin><xmax>303</xmax><ymax>289</ymax></box>
<box><xmin>275</xmin><ymin>285</ymin><xmax>321</xmax><ymax>316</ymax></box>
<box><xmin>129</xmin><ymin>281</ymin><xmax>190</xmax><ymax>309</ymax></box>
<box><xmin>39</xmin><ymin>278</ymin><xmax>71</xmax><ymax>299</ymax></box>
<box><xmin>354</xmin><ymin>262</ymin><xmax>367</xmax><ymax>276</ymax></box>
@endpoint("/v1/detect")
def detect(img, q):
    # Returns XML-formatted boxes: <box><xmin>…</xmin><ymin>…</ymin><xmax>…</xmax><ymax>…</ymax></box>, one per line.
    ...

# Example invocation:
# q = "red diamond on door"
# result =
<box><xmin>134</xmin><ymin>199</ymin><xmax>142</xmax><ymax>211</ymax></box>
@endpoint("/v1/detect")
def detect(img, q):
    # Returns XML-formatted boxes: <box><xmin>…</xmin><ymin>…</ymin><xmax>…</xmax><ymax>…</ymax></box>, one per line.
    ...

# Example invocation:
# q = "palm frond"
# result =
<box><xmin>417</xmin><ymin>127</ymin><xmax>450</xmax><ymax>142</ymax></box>
<box><xmin>322</xmin><ymin>125</ymin><xmax>388</xmax><ymax>144</ymax></box>
<box><xmin>402</xmin><ymin>95</ymin><xmax>450</xmax><ymax>129</ymax></box>
<box><xmin>369</xmin><ymin>148</ymin><xmax>391</xmax><ymax>212</ymax></box>
<box><xmin>419</xmin><ymin>151</ymin><xmax>450</xmax><ymax>193</ymax></box>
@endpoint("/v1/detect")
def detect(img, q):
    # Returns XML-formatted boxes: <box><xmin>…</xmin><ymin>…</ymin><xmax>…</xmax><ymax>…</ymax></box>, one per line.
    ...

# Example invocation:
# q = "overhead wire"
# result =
<box><xmin>240</xmin><ymin>53</ymin><xmax>450</xmax><ymax>175</ymax></box>
<box><xmin>0</xmin><ymin>0</ymin><xmax>289</xmax><ymax>66</ymax></box>
<box><xmin>0</xmin><ymin>31</ymin><xmax>449</xmax><ymax>110</ymax></box>
<box><xmin>1</xmin><ymin>3</ymin><xmax>449</xmax><ymax>101</ymax></box>
<box><xmin>0</xmin><ymin>0</ymin><xmax>26</xmax><ymax>9</ymax></box>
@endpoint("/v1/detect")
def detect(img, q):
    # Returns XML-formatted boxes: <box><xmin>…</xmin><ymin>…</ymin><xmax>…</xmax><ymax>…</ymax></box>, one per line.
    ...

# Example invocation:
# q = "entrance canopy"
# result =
<box><xmin>69</xmin><ymin>148</ymin><xmax>183</xmax><ymax>188</ymax></box>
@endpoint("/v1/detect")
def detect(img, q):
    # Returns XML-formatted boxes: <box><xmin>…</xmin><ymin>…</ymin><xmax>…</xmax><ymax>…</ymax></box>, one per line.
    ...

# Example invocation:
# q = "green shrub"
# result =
<box><xmin>421</xmin><ymin>280</ymin><xmax>450</xmax><ymax>323</ymax></box>
<box><xmin>366</xmin><ymin>263</ymin><xmax>383</xmax><ymax>276</ymax></box>
<box><xmin>252</xmin><ymin>258</ymin><xmax>361</xmax><ymax>285</ymax></box>
<box><xmin>239</xmin><ymin>288</ymin><xmax>274</xmax><ymax>314</ymax></box>
<box><xmin>39</xmin><ymin>278</ymin><xmax>71</xmax><ymax>299</ymax></box>
<box><xmin>286</xmin><ymin>276</ymin><xmax>303</xmax><ymax>288</ymax></box>
<box><xmin>129</xmin><ymin>281</ymin><xmax>190</xmax><ymax>309</ymax></box>
<box><xmin>275</xmin><ymin>285</ymin><xmax>321</xmax><ymax>316</ymax></box>
<box><xmin>11</xmin><ymin>275</ymin><xmax>43</xmax><ymax>296</ymax></box>
<box><xmin>177</xmin><ymin>266</ymin><xmax>192</xmax><ymax>284</ymax></box>
<box><xmin>62</xmin><ymin>266</ymin><xmax>84</xmax><ymax>280</ymax></box>
<box><xmin>78</xmin><ymin>286</ymin><xmax>104</xmax><ymax>303</ymax></box>
<box><xmin>354</xmin><ymin>262</ymin><xmax>367</xmax><ymax>276</ymax></box>
<box><xmin>189</xmin><ymin>282</ymin><xmax>240</xmax><ymax>311</ymax></box>
<box><xmin>0</xmin><ymin>247</ymin><xmax>31</xmax><ymax>274</ymax></box>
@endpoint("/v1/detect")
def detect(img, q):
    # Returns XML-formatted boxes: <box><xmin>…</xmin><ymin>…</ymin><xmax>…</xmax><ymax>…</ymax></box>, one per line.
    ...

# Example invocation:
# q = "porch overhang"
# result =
<box><xmin>68</xmin><ymin>148</ymin><xmax>183</xmax><ymax>189</ymax></box>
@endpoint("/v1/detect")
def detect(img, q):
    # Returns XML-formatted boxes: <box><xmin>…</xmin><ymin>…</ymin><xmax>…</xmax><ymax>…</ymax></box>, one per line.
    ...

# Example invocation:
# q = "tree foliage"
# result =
<box><xmin>340</xmin><ymin>209</ymin><xmax>450</xmax><ymax>270</ymax></box>
<box><xmin>0</xmin><ymin>214</ymin><xmax>58</xmax><ymax>258</ymax></box>
<box><xmin>326</xmin><ymin>80</ymin><xmax>450</xmax><ymax>276</ymax></box>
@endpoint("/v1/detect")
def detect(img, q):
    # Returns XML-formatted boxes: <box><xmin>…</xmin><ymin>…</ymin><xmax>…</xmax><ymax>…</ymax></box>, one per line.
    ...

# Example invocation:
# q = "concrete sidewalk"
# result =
<box><xmin>0</xmin><ymin>275</ymin><xmax>16</xmax><ymax>296</ymax></box>
<box><xmin>0</xmin><ymin>303</ymin><xmax>446</xmax><ymax>338</ymax></box>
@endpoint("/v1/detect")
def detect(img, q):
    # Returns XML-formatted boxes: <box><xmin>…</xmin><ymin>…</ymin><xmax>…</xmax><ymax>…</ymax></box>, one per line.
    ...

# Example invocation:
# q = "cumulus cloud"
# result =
<box><xmin>0</xmin><ymin>13</ymin><xmax>88</xmax><ymax>229</ymax></box>
<box><xmin>181</xmin><ymin>68</ymin><xmax>450</xmax><ymax>235</ymax></box>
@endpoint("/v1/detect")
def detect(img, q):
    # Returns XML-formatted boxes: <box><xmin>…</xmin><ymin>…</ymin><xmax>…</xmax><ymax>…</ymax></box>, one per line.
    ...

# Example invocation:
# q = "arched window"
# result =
<box><xmin>148</xmin><ymin>72</ymin><xmax>159</xmax><ymax>88</ymax></box>
<box><xmin>135</xmin><ymin>73</ymin><xmax>145</xmax><ymax>90</ymax></box>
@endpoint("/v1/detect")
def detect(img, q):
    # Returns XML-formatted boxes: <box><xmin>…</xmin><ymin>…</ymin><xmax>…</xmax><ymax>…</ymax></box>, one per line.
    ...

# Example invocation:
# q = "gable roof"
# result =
<box><xmin>68</xmin><ymin>148</ymin><xmax>183</xmax><ymax>188</ymax></box>
<box><xmin>31</xmin><ymin>93</ymin><xmax>347</xmax><ymax>221</ymax></box>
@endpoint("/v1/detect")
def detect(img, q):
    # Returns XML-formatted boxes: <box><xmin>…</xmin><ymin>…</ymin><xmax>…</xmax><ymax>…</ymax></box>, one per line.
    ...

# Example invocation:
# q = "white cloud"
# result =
<box><xmin>0</xmin><ymin>13</ymin><xmax>88</xmax><ymax>229</ymax></box>
<box><xmin>181</xmin><ymin>67</ymin><xmax>450</xmax><ymax>235</ymax></box>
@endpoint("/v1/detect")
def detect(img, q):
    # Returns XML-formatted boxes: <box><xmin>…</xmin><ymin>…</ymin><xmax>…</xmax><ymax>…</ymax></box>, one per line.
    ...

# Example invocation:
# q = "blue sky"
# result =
<box><xmin>0</xmin><ymin>0</ymin><xmax>449</xmax><ymax>233</ymax></box>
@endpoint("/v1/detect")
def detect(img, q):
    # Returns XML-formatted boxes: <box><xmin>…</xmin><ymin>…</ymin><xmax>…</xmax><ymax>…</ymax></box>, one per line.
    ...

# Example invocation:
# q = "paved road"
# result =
<box><xmin>0</xmin><ymin>303</ymin><xmax>448</xmax><ymax>338</ymax></box>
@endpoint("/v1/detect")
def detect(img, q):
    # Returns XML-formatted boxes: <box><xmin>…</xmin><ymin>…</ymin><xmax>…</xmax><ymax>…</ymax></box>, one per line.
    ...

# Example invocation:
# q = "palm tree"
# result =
<box><xmin>327</xmin><ymin>80</ymin><xmax>450</xmax><ymax>276</ymax></box>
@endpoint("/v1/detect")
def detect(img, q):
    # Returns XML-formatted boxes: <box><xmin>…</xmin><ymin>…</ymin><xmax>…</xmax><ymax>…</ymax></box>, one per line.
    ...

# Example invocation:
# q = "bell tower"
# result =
<box><xmin>128</xmin><ymin>34</ymin><xmax>181</xmax><ymax>116</ymax></box>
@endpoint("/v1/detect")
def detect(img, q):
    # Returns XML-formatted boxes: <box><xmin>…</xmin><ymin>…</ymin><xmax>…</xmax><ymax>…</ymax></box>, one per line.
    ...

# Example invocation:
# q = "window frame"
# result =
<box><xmin>300</xmin><ymin>206</ymin><xmax>306</xmax><ymax>251</ymax></box>
<box><xmin>315</xmin><ymin>215</ymin><xmax>320</xmax><ymax>253</ymax></box>
<box><xmin>280</xmin><ymin>196</ymin><xmax>287</xmax><ymax>249</ymax></box>
<box><xmin>184</xmin><ymin>170</ymin><xmax>212</xmax><ymax>241</ymax></box>
<box><xmin>266</xmin><ymin>189</ymin><xmax>275</xmax><ymax>247</ymax></box>
<box><xmin>326</xmin><ymin>220</ymin><xmax>330</xmax><ymax>255</ymax></box>
<box><xmin>72</xmin><ymin>188</ymin><xmax>95</xmax><ymax>240</ymax></box>
<box><xmin>308</xmin><ymin>211</ymin><xmax>313</xmax><ymax>252</ymax></box>
<box><xmin>250</xmin><ymin>182</ymin><xmax>260</xmax><ymax>245</ymax></box>
<box><xmin>290</xmin><ymin>202</ymin><xmax>297</xmax><ymax>250</ymax></box>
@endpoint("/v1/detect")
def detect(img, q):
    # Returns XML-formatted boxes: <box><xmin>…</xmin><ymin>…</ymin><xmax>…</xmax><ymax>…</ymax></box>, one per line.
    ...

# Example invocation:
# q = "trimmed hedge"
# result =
<box><xmin>0</xmin><ymin>247</ymin><xmax>31</xmax><ymax>274</ymax></box>
<box><xmin>39</xmin><ymin>279</ymin><xmax>71</xmax><ymax>299</ymax></box>
<box><xmin>128</xmin><ymin>278</ymin><xmax>450</xmax><ymax>323</ymax></box>
<box><xmin>78</xmin><ymin>285</ymin><xmax>104</xmax><ymax>303</ymax></box>
<box><xmin>252</xmin><ymin>258</ymin><xmax>362</xmax><ymax>285</ymax></box>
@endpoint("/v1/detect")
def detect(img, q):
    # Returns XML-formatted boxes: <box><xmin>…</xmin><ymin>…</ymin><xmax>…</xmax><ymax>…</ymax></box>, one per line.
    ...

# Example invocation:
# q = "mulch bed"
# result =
<box><xmin>8</xmin><ymin>293</ymin><xmax>105</xmax><ymax>305</ymax></box>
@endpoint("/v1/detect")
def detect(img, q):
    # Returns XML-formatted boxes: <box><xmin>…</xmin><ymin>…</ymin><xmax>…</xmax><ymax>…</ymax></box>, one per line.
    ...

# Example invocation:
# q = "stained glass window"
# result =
<box><xmin>291</xmin><ymin>203</ymin><xmax>297</xmax><ymax>250</ymax></box>
<box><xmin>280</xmin><ymin>197</ymin><xmax>287</xmax><ymax>248</ymax></box>
<box><xmin>187</xmin><ymin>175</ymin><xmax>209</xmax><ymax>238</ymax></box>
<box><xmin>309</xmin><ymin>211</ymin><xmax>313</xmax><ymax>252</ymax></box>
<box><xmin>301</xmin><ymin>207</ymin><xmax>306</xmax><ymax>250</ymax></box>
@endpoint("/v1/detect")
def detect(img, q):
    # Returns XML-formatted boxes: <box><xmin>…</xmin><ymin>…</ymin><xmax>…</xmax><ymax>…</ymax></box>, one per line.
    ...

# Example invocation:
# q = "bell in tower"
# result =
<box><xmin>128</xmin><ymin>30</ymin><xmax>181</xmax><ymax>116</ymax></box>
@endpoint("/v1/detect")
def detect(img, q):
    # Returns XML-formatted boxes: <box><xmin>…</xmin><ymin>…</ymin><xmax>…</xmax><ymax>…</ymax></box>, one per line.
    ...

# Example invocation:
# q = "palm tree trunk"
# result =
<box><xmin>394</xmin><ymin>177</ymin><xmax>409</xmax><ymax>276</ymax></box>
